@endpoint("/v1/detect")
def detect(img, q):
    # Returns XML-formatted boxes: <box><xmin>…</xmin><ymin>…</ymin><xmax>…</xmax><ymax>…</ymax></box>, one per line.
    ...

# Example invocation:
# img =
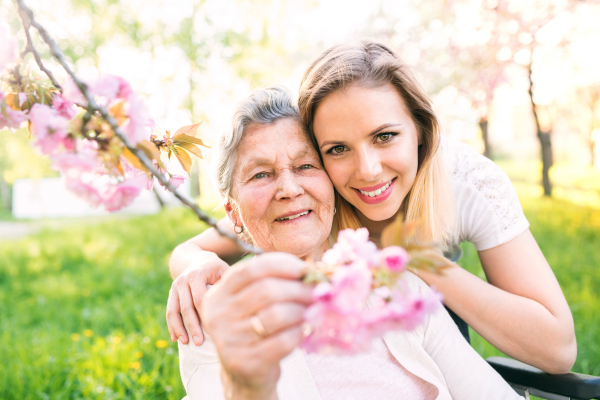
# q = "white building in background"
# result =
<box><xmin>12</xmin><ymin>177</ymin><xmax>190</xmax><ymax>219</ymax></box>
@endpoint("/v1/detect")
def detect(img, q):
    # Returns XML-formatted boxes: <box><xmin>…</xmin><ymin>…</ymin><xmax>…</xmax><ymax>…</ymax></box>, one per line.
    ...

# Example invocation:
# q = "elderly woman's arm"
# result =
<box><xmin>167</xmin><ymin>217</ymin><xmax>245</xmax><ymax>345</ymax></box>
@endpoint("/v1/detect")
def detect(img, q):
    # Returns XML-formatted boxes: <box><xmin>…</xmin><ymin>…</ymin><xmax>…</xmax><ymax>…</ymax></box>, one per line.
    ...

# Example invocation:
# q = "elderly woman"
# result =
<box><xmin>177</xmin><ymin>86</ymin><xmax>523</xmax><ymax>400</ymax></box>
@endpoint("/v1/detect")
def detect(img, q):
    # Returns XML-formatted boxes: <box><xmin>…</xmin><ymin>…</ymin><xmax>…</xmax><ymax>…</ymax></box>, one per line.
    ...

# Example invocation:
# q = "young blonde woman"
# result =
<box><xmin>167</xmin><ymin>41</ymin><xmax>576</xmax><ymax>374</ymax></box>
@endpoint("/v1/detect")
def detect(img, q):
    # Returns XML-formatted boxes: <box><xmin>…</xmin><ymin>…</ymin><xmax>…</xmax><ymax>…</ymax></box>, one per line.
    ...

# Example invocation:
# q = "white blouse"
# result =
<box><xmin>442</xmin><ymin>137</ymin><xmax>530</xmax><ymax>250</ymax></box>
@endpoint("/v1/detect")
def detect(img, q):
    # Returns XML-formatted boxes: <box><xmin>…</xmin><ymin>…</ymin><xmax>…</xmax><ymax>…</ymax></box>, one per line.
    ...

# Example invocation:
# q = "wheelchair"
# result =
<box><xmin>443</xmin><ymin>245</ymin><xmax>600</xmax><ymax>400</ymax></box>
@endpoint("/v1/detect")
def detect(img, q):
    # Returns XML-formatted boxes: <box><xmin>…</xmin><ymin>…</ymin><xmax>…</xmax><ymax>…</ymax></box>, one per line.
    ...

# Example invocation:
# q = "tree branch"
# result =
<box><xmin>14</xmin><ymin>0</ymin><xmax>262</xmax><ymax>255</ymax></box>
<box><xmin>17</xmin><ymin>7</ymin><xmax>62</xmax><ymax>90</ymax></box>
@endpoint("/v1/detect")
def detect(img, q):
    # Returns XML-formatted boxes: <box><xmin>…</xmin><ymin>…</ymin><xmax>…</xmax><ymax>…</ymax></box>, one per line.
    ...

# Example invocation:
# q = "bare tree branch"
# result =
<box><xmin>14</xmin><ymin>0</ymin><xmax>262</xmax><ymax>255</ymax></box>
<box><xmin>17</xmin><ymin>7</ymin><xmax>61</xmax><ymax>90</ymax></box>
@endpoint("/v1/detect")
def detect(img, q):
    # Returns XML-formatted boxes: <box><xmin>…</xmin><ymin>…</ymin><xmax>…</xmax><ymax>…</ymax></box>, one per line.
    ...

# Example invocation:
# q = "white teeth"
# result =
<box><xmin>358</xmin><ymin>180</ymin><xmax>393</xmax><ymax>197</ymax></box>
<box><xmin>276</xmin><ymin>211</ymin><xmax>309</xmax><ymax>221</ymax></box>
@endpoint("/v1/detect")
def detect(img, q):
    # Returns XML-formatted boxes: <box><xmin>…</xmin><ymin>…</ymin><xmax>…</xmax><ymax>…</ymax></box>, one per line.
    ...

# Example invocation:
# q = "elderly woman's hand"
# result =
<box><xmin>166</xmin><ymin>254</ymin><xmax>230</xmax><ymax>345</ymax></box>
<box><xmin>202</xmin><ymin>252</ymin><xmax>313</xmax><ymax>400</ymax></box>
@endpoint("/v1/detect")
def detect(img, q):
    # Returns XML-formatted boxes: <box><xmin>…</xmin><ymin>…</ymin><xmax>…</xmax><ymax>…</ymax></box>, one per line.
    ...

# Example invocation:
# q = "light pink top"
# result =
<box><xmin>304</xmin><ymin>338</ymin><xmax>437</xmax><ymax>400</ymax></box>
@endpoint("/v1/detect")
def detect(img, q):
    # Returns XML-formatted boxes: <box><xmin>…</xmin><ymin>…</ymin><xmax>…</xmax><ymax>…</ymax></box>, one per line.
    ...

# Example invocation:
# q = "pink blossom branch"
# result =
<box><xmin>14</xmin><ymin>0</ymin><xmax>262</xmax><ymax>255</ymax></box>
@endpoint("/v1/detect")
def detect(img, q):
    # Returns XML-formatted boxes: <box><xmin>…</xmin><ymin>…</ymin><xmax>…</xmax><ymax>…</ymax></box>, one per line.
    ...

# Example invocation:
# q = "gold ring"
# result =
<box><xmin>250</xmin><ymin>315</ymin><xmax>267</xmax><ymax>338</ymax></box>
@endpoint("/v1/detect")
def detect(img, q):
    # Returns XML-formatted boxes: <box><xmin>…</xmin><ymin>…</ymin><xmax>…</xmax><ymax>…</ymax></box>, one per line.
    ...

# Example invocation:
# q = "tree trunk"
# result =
<box><xmin>538</xmin><ymin>130</ymin><xmax>553</xmax><ymax>196</ymax></box>
<box><xmin>528</xmin><ymin>64</ymin><xmax>553</xmax><ymax>197</ymax></box>
<box><xmin>479</xmin><ymin>118</ymin><xmax>491</xmax><ymax>159</ymax></box>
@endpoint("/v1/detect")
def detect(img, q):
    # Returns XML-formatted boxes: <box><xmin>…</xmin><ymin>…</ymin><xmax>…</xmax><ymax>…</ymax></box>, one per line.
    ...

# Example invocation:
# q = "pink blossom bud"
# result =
<box><xmin>28</xmin><ymin>103</ymin><xmax>70</xmax><ymax>155</ymax></box>
<box><xmin>312</xmin><ymin>282</ymin><xmax>333</xmax><ymax>302</ymax></box>
<box><xmin>168</xmin><ymin>175</ymin><xmax>185</xmax><ymax>189</ymax></box>
<box><xmin>0</xmin><ymin>92</ymin><xmax>27</xmax><ymax>131</ymax></box>
<box><xmin>380</xmin><ymin>246</ymin><xmax>410</xmax><ymax>272</ymax></box>
<box><xmin>52</xmin><ymin>94</ymin><xmax>77</xmax><ymax>120</ymax></box>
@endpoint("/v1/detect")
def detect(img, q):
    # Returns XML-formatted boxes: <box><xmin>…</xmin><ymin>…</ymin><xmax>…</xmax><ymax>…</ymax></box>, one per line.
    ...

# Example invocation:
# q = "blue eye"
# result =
<box><xmin>254</xmin><ymin>172</ymin><xmax>266</xmax><ymax>179</ymax></box>
<box><xmin>300</xmin><ymin>164</ymin><xmax>312</xmax><ymax>170</ymax></box>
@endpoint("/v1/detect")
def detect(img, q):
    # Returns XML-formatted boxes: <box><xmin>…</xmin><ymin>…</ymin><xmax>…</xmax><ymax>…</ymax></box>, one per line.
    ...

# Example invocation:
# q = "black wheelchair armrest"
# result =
<box><xmin>487</xmin><ymin>357</ymin><xmax>600</xmax><ymax>399</ymax></box>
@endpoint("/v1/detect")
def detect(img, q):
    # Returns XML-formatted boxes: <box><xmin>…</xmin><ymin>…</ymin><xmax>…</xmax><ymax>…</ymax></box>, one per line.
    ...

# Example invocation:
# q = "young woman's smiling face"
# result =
<box><xmin>313</xmin><ymin>83</ymin><xmax>420</xmax><ymax>227</ymax></box>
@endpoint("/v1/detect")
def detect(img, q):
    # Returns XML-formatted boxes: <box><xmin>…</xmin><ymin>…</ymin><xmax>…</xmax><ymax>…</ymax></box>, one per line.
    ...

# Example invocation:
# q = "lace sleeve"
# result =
<box><xmin>443</xmin><ymin>138</ymin><xmax>530</xmax><ymax>251</ymax></box>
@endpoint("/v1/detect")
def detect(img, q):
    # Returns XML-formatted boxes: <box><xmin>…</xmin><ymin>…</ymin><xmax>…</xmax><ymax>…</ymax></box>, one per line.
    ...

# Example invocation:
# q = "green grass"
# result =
<box><xmin>0</xmin><ymin>208</ymin><xmax>210</xmax><ymax>399</ymax></box>
<box><xmin>0</xmin><ymin>186</ymin><xmax>598</xmax><ymax>399</ymax></box>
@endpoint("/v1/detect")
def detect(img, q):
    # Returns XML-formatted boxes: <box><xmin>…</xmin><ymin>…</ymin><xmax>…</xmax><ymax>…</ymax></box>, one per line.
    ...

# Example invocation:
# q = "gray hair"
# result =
<box><xmin>211</xmin><ymin>86</ymin><xmax>303</xmax><ymax>204</ymax></box>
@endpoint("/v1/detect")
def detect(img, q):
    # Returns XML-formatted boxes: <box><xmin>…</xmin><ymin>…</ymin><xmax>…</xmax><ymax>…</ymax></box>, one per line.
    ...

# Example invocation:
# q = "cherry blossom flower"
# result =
<box><xmin>102</xmin><ymin>174</ymin><xmax>147</xmax><ymax>212</ymax></box>
<box><xmin>61</xmin><ymin>75</ymin><xmax>133</xmax><ymax>105</ymax></box>
<box><xmin>65</xmin><ymin>177</ymin><xmax>103</xmax><ymax>208</ymax></box>
<box><xmin>380</xmin><ymin>246</ymin><xmax>410</xmax><ymax>272</ymax></box>
<box><xmin>52</xmin><ymin>94</ymin><xmax>77</xmax><ymax>120</ymax></box>
<box><xmin>167</xmin><ymin>175</ymin><xmax>185</xmax><ymax>189</ymax></box>
<box><xmin>329</xmin><ymin>260</ymin><xmax>372</xmax><ymax>312</ymax></box>
<box><xmin>62</xmin><ymin>77</ymin><xmax>87</xmax><ymax>104</ymax></box>
<box><xmin>0</xmin><ymin>92</ymin><xmax>27</xmax><ymax>131</ymax></box>
<box><xmin>122</xmin><ymin>93</ymin><xmax>155</xmax><ymax>145</ymax></box>
<box><xmin>302</xmin><ymin>301</ymin><xmax>370</xmax><ymax>354</ymax></box>
<box><xmin>322</xmin><ymin>227</ymin><xmax>379</xmax><ymax>267</ymax></box>
<box><xmin>28</xmin><ymin>103</ymin><xmax>70</xmax><ymax>155</ymax></box>
<box><xmin>302</xmin><ymin>228</ymin><xmax>442</xmax><ymax>355</ymax></box>
<box><xmin>51</xmin><ymin>145</ymin><xmax>100</xmax><ymax>174</ymax></box>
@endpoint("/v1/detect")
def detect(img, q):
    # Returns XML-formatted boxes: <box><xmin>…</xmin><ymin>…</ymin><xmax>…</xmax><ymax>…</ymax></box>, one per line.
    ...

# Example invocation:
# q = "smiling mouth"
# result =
<box><xmin>356</xmin><ymin>179</ymin><xmax>395</xmax><ymax>198</ymax></box>
<box><xmin>275</xmin><ymin>210</ymin><xmax>311</xmax><ymax>221</ymax></box>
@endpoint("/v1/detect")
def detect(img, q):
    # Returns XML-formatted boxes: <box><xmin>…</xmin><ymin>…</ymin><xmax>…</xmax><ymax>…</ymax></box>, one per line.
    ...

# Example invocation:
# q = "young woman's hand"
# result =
<box><xmin>202</xmin><ymin>252</ymin><xmax>312</xmax><ymax>399</ymax></box>
<box><xmin>166</xmin><ymin>254</ymin><xmax>230</xmax><ymax>345</ymax></box>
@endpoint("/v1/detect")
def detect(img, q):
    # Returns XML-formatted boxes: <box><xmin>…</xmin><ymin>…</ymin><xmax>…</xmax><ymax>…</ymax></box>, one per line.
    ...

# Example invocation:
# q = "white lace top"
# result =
<box><xmin>441</xmin><ymin>137</ymin><xmax>529</xmax><ymax>251</ymax></box>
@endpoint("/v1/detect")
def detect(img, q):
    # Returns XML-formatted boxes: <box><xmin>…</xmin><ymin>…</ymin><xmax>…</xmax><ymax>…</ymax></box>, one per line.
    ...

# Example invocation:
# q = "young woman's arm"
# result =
<box><xmin>167</xmin><ymin>217</ymin><xmax>245</xmax><ymax>346</ymax></box>
<box><xmin>417</xmin><ymin>229</ymin><xmax>576</xmax><ymax>374</ymax></box>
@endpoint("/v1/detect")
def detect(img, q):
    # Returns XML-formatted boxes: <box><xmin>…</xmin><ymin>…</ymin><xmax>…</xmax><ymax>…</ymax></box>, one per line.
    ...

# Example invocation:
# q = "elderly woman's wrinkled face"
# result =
<box><xmin>226</xmin><ymin>118</ymin><xmax>335</xmax><ymax>259</ymax></box>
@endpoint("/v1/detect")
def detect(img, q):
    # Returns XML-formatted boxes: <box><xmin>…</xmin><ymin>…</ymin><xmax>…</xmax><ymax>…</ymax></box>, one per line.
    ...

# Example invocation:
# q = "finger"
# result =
<box><xmin>253</xmin><ymin>324</ymin><xmax>304</xmax><ymax>365</ymax></box>
<box><xmin>166</xmin><ymin>284</ymin><xmax>186</xmax><ymax>343</ymax></box>
<box><xmin>176</xmin><ymin>278</ymin><xmax>204</xmax><ymax>346</ymax></box>
<box><xmin>187</xmin><ymin>269</ymin><xmax>212</xmax><ymax>324</ymax></box>
<box><xmin>254</xmin><ymin>302</ymin><xmax>306</xmax><ymax>338</ymax></box>
<box><xmin>222</xmin><ymin>324</ymin><xmax>304</xmax><ymax>381</ymax></box>
<box><xmin>220</xmin><ymin>253</ymin><xmax>306</xmax><ymax>295</ymax></box>
<box><xmin>234</xmin><ymin>278</ymin><xmax>313</xmax><ymax>317</ymax></box>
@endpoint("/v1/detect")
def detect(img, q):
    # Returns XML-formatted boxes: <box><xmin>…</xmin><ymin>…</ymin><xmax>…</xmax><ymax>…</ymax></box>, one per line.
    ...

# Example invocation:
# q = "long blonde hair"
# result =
<box><xmin>298</xmin><ymin>40</ymin><xmax>457</xmax><ymax>247</ymax></box>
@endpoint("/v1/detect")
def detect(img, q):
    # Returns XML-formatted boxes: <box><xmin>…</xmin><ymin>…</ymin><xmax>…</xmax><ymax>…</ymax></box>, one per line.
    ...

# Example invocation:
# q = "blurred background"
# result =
<box><xmin>0</xmin><ymin>0</ymin><xmax>599</xmax><ymax>398</ymax></box>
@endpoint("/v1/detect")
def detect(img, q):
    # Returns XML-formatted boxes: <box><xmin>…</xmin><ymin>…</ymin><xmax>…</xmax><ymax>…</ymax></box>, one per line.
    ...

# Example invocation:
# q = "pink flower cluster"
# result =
<box><xmin>0</xmin><ymin>92</ymin><xmax>27</xmax><ymax>131</ymax></box>
<box><xmin>302</xmin><ymin>228</ymin><xmax>442</xmax><ymax>355</ymax></box>
<box><xmin>62</xmin><ymin>76</ymin><xmax>154</xmax><ymax>145</ymax></box>
<box><xmin>0</xmin><ymin>66</ymin><xmax>182</xmax><ymax>211</ymax></box>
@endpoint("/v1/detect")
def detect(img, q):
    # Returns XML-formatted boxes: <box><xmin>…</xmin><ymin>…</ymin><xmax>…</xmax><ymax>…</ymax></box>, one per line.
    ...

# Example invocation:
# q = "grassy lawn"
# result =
<box><xmin>0</xmin><ymin>185</ymin><xmax>598</xmax><ymax>399</ymax></box>
<box><xmin>0</xmin><ymin>208</ymin><xmax>204</xmax><ymax>399</ymax></box>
